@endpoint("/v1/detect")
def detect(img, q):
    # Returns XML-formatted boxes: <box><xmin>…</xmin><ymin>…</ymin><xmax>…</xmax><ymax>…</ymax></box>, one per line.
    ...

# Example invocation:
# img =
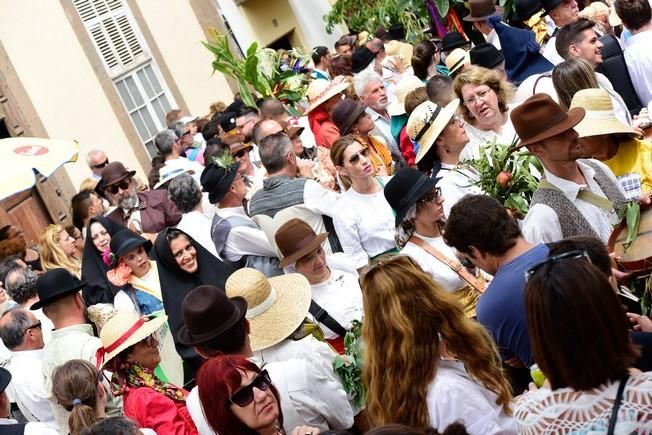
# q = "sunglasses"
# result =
<box><xmin>92</xmin><ymin>159</ymin><xmax>109</xmax><ymax>169</ymax></box>
<box><xmin>524</xmin><ymin>250</ymin><xmax>592</xmax><ymax>281</ymax></box>
<box><xmin>419</xmin><ymin>187</ymin><xmax>442</xmax><ymax>204</ymax></box>
<box><xmin>230</xmin><ymin>370</ymin><xmax>272</xmax><ymax>407</ymax></box>
<box><xmin>348</xmin><ymin>147</ymin><xmax>371</xmax><ymax>164</ymax></box>
<box><xmin>23</xmin><ymin>321</ymin><xmax>41</xmax><ymax>335</ymax></box>
<box><xmin>106</xmin><ymin>179</ymin><xmax>131</xmax><ymax>195</ymax></box>
<box><xmin>233</xmin><ymin>148</ymin><xmax>249</xmax><ymax>159</ymax></box>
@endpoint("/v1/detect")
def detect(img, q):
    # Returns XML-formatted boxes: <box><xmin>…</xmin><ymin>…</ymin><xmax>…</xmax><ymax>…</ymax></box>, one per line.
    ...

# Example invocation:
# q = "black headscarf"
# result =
<box><xmin>154</xmin><ymin>227</ymin><xmax>235</xmax><ymax>375</ymax></box>
<box><xmin>81</xmin><ymin>217</ymin><xmax>127</xmax><ymax>306</ymax></box>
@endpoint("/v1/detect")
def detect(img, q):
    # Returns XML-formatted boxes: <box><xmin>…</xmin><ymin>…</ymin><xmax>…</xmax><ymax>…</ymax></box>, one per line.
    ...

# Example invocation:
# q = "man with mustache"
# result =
<box><xmin>511</xmin><ymin>94</ymin><xmax>628</xmax><ymax>244</ymax></box>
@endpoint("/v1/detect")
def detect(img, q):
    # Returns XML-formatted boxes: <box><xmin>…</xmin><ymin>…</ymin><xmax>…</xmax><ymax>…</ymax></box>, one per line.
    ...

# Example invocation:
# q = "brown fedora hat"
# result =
<box><xmin>275</xmin><ymin>218</ymin><xmax>328</xmax><ymax>268</ymax></box>
<box><xmin>463</xmin><ymin>0</ymin><xmax>503</xmax><ymax>22</ymax></box>
<box><xmin>510</xmin><ymin>93</ymin><xmax>585</xmax><ymax>148</ymax></box>
<box><xmin>100</xmin><ymin>161</ymin><xmax>136</xmax><ymax>187</ymax></box>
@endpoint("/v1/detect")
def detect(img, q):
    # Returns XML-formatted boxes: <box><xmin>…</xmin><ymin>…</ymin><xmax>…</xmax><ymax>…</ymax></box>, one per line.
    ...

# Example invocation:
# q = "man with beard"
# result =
<box><xmin>511</xmin><ymin>94</ymin><xmax>628</xmax><ymax>244</ymax></box>
<box><xmin>100</xmin><ymin>161</ymin><xmax>181</xmax><ymax>239</ymax></box>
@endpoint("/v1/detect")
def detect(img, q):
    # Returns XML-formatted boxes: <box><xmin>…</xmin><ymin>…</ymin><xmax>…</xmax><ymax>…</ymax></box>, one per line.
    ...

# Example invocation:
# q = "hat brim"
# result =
<box><xmin>153</xmin><ymin>168</ymin><xmax>196</xmax><ymax>189</ymax></box>
<box><xmin>101</xmin><ymin>315</ymin><xmax>168</xmax><ymax>368</ymax></box>
<box><xmin>306</xmin><ymin>82</ymin><xmax>349</xmax><ymax>114</ymax></box>
<box><xmin>30</xmin><ymin>281</ymin><xmax>87</xmax><ymax>310</ymax></box>
<box><xmin>176</xmin><ymin>297</ymin><xmax>248</xmax><ymax>346</ymax></box>
<box><xmin>463</xmin><ymin>9</ymin><xmax>503</xmax><ymax>21</ymax></box>
<box><xmin>514</xmin><ymin>107</ymin><xmax>586</xmax><ymax>149</ymax></box>
<box><xmin>442</xmin><ymin>41</ymin><xmax>471</xmax><ymax>52</ymax></box>
<box><xmin>104</xmin><ymin>171</ymin><xmax>137</xmax><ymax>189</ymax></box>
<box><xmin>446</xmin><ymin>52</ymin><xmax>471</xmax><ymax>75</ymax></box>
<box><xmin>574</xmin><ymin>117</ymin><xmax>641</xmax><ymax>139</ymax></box>
<box><xmin>279</xmin><ymin>233</ymin><xmax>329</xmax><ymax>268</ymax></box>
<box><xmin>247</xmin><ymin>274</ymin><xmax>311</xmax><ymax>351</ymax></box>
<box><xmin>339</xmin><ymin>104</ymin><xmax>368</xmax><ymax>135</ymax></box>
<box><xmin>114</xmin><ymin>238</ymin><xmax>153</xmax><ymax>259</ymax></box>
<box><xmin>393</xmin><ymin>176</ymin><xmax>440</xmax><ymax>226</ymax></box>
<box><xmin>415</xmin><ymin>99</ymin><xmax>460</xmax><ymax>164</ymax></box>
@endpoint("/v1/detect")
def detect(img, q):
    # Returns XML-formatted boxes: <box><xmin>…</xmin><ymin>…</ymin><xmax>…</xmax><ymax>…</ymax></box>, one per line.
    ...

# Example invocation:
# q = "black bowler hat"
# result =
<box><xmin>351</xmin><ymin>47</ymin><xmax>376</xmax><ymax>74</ymax></box>
<box><xmin>31</xmin><ymin>268</ymin><xmax>86</xmax><ymax>310</ymax></box>
<box><xmin>470</xmin><ymin>43</ymin><xmax>505</xmax><ymax>69</ymax></box>
<box><xmin>0</xmin><ymin>368</ymin><xmax>10</xmax><ymax>393</ymax></box>
<box><xmin>200</xmin><ymin>151</ymin><xmax>241</xmax><ymax>204</ymax></box>
<box><xmin>383</xmin><ymin>168</ymin><xmax>440</xmax><ymax>227</ymax></box>
<box><xmin>442</xmin><ymin>32</ymin><xmax>471</xmax><ymax>52</ymax></box>
<box><xmin>541</xmin><ymin>0</ymin><xmax>563</xmax><ymax>14</ymax></box>
<box><xmin>512</xmin><ymin>0</ymin><xmax>543</xmax><ymax>21</ymax></box>
<box><xmin>109</xmin><ymin>229</ymin><xmax>152</xmax><ymax>260</ymax></box>
<box><xmin>177</xmin><ymin>285</ymin><xmax>248</xmax><ymax>346</ymax></box>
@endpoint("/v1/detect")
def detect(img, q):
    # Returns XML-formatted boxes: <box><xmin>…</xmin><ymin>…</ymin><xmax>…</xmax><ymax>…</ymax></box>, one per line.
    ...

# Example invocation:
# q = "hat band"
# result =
<box><xmin>414</xmin><ymin>105</ymin><xmax>442</xmax><ymax>143</ymax></box>
<box><xmin>448</xmin><ymin>56</ymin><xmax>466</xmax><ymax>73</ymax></box>
<box><xmin>583</xmin><ymin>109</ymin><xmax>616</xmax><ymax>119</ymax></box>
<box><xmin>160</xmin><ymin>168</ymin><xmax>186</xmax><ymax>182</ymax></box>
<box><xmin>310</xmin><ymin>82</ymin><xmax>340</xmax><ymax>105</ymax></box>
<box><xmin>246</xmin><ymin>286</ymin><xmax>277</xmax><ymax>319</ymax></box>
<box><xmin>95</xmin><ymin>317</ymin><xmax>146</xmax><ymax>368</ymax></box>
<box><xmin>286</xmin><ymin>233</ymin><xmax>321</xmax><ymax>260</ymax></box>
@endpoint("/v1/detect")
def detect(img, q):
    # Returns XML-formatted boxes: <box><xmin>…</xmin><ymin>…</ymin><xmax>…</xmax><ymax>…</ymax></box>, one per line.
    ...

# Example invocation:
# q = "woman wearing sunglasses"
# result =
<box><xmin>360</xmin><ymin>255</ymin><xmax>514</xmax><ymax>434</ymax></box>
<box><xmin>99</xmin><ymin>310</ymin><xmax>198</xmax><ymax>435</ymax></box>
<box><xmin>330</xmin><ymin>135</ymin><xmax>397</xmax><ymax>270</ymax></box>
<box><xmin>515</xmin><ymin>253</ymin><xmax>651</xmax><ymax>434</ymax></box>
<box><xmin>196</xmin><ymin>354</ymin><xmax>320</xmax><ymax>435</ymax></box>
<box><xmin>384</xmin><ymin>168</ymin><xmax>483</xmax><ymax>317</ymax></box>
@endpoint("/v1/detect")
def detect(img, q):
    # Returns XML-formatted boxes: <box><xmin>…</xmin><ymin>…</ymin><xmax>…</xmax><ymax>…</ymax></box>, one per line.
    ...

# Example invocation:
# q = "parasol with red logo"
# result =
<box><xmin>0</xmin><ymin>137</ymin><xmax>79</xmax><ymax>200</ymax></box>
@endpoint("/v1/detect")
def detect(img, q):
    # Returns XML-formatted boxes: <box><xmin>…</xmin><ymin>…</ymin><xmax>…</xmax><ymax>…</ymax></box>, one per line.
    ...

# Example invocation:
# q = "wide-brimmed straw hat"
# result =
<box><xmin>407</xmin><ymin>100</ymin><xmax>461</xmax><ymax>163</ymax></box>
<box><xmin>305</xmin><ymin>80</ymin><xmax>348</xmax><ymax>113</ymax></box>
<box><xmin>98</xmin><ymin>310</ymin><xmax>167</xmax><ymax>367</ymax></box>
<box><xmin>570</xmin><ymin>88</ymin><xmax>641</xmax><ymax>139</ymax></box>
<box><xmin>463</xmin><ymin>0</ymin><xmax>504</xmax><ymax>21</ymax></box>
<box><xmin>154</xmin><ymin>165</ymin><xmax>195</xmax><ymax>189</ymax></box>
<box><xmin>445</xmin><ymin>48</ymin><xmax>471</xmax><ymax>76</ymax></box>
<box><xmin>384</xmin><ymin>168</ymin><xmax>440</xmax><ymax>226</ymax></box>
<box><xmin>275</xmin><ymin>218</ymin><xmax>328</xmax><ymax>267</ymax></box>
<box><xmin>510</xmin><ymin>93</ymin><xmax>585</xmax><ymax>148</ymax></box>
<box><xmin>388</xmin><ymin>76</ymin><xmax>425</xmax><ymax>117</ymax></box>
<box><xmin>225</xmin><ymin>268</ymin><xmax>311</xmax><ymax>351</ymax></box>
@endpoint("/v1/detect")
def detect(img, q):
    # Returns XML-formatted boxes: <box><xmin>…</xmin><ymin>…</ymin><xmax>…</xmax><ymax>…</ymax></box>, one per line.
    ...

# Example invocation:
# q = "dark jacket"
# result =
<box><xmin>106</xmin><ymin>190</ymin><xmax>181</xmax><ymax>234</ymax></box>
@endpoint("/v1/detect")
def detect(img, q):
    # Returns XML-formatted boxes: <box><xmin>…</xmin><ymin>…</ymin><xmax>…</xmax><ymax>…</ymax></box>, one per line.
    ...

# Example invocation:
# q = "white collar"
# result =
<box><xmin>543</xmin><ymin>160</ymin><xmax>596</xmax><ymax>201</ymax></box>
<box><xmin>365</xmin><ymin>107</ymin><xmax>389</xmax><ymax>123</ymax></box>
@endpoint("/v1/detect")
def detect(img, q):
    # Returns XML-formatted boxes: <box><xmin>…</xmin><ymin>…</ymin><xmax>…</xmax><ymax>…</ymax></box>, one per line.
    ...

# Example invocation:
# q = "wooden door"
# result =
<box><xmin>0</xmin><ymin>190</ymin><xmax>52</xmax><ymax>246</ymax></box>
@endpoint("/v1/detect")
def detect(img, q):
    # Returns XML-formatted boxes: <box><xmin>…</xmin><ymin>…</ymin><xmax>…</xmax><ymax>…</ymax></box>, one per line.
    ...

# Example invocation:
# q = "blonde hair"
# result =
<box><xmin>360</xmin><ymin>256</ymin><xmax>512</xmax><ymax>427</ymax></box>
<box><xmin>453</xmin><ymin>66</ymin><xmax>515</xmax><ymax>123</ymax></box>
<box><xmin>52</xmin><ymin>360</ymin><xmax>101</xmax><ymax>435</ymax></box>
<box><xmin>404</xmin><ymin>88</ymin><xmax>430</xmax><ymax>116</ymax></box>
<box><xmin>330</xmin><ymin>135</ymin><xmax>360</xmax><ymax>191</ymax></box>
<box><xmin>552</xmin><ymin>58</ymin><xmax>600</xmax><ymax>111</ymax></box>
<box><xmin>39</xmin><ymin>224</ymin><xmax>81</xmax><ymax>276</ymax></box>
<box><xmin>79</xmin><ymin>178</ymin><xmax>99</xmax><ymax>192</ymax></box>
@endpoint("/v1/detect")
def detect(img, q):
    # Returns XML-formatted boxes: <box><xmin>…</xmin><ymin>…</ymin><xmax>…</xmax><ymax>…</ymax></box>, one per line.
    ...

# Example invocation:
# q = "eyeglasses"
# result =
<box><xmin>236</xmin><ymin>118</ymin><xmax>256</xmax><ymax>131</ymax></box>
<box><xmin>23</xmin><ymin>321</ymin><xmax>41</xmax><ymax>335</ymax></box>
<box><xmin>92</xmin><ymin>159</ymin><xmax>109</xmax><ymax>169</ymax></box>
<box><xmin>418</xmin><ymin>187</ymin><xmax>442</xmax><ymax>204</ymax></box>
<box><xmin>348</xmin><ymin>147</ymin><xmax>371</xmax><ymax>164</ymax></box>
<box><xmin>230</xmin><ymin>370</ymin><xmax>272</xmax><ymax>407</ymax></box>
<box><xmin>463</xmin><ymin>88</ymin><xmax>493</xmax><ymax>106</ymax></box>
<box><xmin>106</xmin><ymin>179</ymin><xmax>131</xmax><ymax>195</ymax></box>
<box><xmin>524</xmin><ymin>250</ymin><xmax>592</xmax><ymax>281</ymax></box>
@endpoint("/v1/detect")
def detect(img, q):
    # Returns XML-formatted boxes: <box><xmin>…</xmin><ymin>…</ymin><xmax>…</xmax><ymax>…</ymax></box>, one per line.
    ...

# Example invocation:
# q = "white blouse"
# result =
<box><xmin>460</xmin><ymin>116</ymin><xmax>517</xmax><ymax>162</ymax></box>
<box><xmin>435</xmin><ymin>164</ymin><xmax>484</xmax><ymax>218</ymax></box>
<box><xmin>400</xmin><ymin>235</ymin><xmax>467</xmax><ymax>293</ymax></box>
<box><xmin>333</xmin><ymin>178</ymin><xmax>396</xmax><ymax>268</ymax></box>
<box><xmin>427</xmin><ymin>359</ymin><xmax>517</xmax><ymax>435</ymax></box>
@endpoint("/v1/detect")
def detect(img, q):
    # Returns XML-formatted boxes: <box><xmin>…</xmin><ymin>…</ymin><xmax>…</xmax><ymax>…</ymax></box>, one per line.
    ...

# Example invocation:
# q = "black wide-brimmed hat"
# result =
<box><xmin>470</xmin><ymin>43</ymin><xmax>505</xmax><ymax>69</ymax></box>
<box><xmin>442</xmin><ymin>32</ymin><xmax>471</xmax><ymax>52</ymax></box>
<box><xmin>32</xmin><ymin>268</ymin><xmax>86</xmax><ymax>310</ymax></box>
<box><xmin>541</xmin><ymin>0</ymin><xmax>563</xmax><ymax>14</ymax></box>
<box><xmin>109</xmin><ymin>229</ymin><xmax>153</xmax><ymax>259</ymax></box>
<box><xmin>200</xmin><ymin>155</ymin><xmax>241</xmax><ymax>204</ymax></box>
<box><xmin>177</xmin><ymin>285</ymin><xmax>248</xmax><ymax>346</ymax></box>
<box><xmin>351</xmin><ymin>47</ymin><xmax>376</xmax><ymax>74</ymax></box>
<box><xmin>384</xmin><ymin>168</ymin><xmax>440</xmax><ymax>227</ymax></box>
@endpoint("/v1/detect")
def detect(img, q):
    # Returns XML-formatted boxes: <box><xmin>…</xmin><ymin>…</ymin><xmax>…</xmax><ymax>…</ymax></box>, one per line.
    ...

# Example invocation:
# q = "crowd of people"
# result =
<box><xmin>1</xmin><ymin>0</ymin><xmax>652</xmax><ymax>432</ymax></box>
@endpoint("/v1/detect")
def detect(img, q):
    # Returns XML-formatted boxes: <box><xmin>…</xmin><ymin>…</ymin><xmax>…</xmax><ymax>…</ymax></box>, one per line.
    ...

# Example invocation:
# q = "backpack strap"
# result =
<box><xmin>309</xmin><ymin>300</ymin><xmax>348</xmax><ymax>337</ymax></box>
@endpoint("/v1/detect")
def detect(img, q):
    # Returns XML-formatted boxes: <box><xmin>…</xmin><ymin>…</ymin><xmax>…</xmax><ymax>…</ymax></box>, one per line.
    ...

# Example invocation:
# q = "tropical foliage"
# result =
<box><xmin>333</xmin><ymin>320</ymin><xmax>365</xmax><ymax>408</ymax></box>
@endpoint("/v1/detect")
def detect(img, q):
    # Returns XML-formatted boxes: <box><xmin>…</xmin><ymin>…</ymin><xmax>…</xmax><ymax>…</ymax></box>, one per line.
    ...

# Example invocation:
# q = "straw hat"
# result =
<box><xmin>570</xmin><ymin>88</ymin><xmax>640</xmax><ymax>138</ymax></box>
<box><xmin>225</xmin><ymin>268</ymin><xmax>311</xmax><ymax>351</ymax></box>
<box><xmin>388</xmin><ymin>76</ymin><xmax>426</xmax><ymax>117</ymax></box>
<box><xmin>407</xmin><ymin>100</ymin><xmax>461</xmax><ymax>163</ymax></box>
<box><xmin>305</xmin><ymin>80</ymin><xmax>348</xmax><ymax>113</ymax></box>
<box><xmin>154</xmin><ymin>165</ymin><xmax>195</xmax><ymax>189</ymax></box>
<box><xmin>98</xmin><ymin>310</ymin><xmax>167</xmax><ymax>367</ymax></box>
<box><xmin>385</xmin><ymin>40</ymin><xmax>414</xmax><ymax>69</ymax></box>
<box><xmin>445</xmin><ymin>48</ymin><xmax>471</xmax><ymax>76</ymax></box>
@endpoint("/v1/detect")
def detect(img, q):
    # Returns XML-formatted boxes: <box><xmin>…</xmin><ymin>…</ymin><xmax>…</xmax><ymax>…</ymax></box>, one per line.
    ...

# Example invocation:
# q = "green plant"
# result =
<box><xmin>462</xmin><ymin>137</ymin><xmax>543</xmax><ymax>217</ymax></box>
<box><xmin>203</xmin><ymin>30</ymin><xmax>310</xmax><ymax>108</ymax></box>
<box><xmin>333</xmin><ymin>320</ymin><xmax>365</xmax><ymax>409</ymax></box>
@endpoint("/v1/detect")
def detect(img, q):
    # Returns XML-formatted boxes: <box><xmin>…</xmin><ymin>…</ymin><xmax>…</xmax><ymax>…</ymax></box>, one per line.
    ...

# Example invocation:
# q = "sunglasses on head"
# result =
<box><xmin>348</xmin><ymin>147</ymin><xmax>370</xmax><ymax>164</ymax></box>
<box><xmin>524</xmin><ymin>249</ymin><xmax>592</xmax><ymax>281</ymax></box>
<box><xmin>92</xmin><ymin>159</ymin><xmax>109</xmax><ymax>169</ymax></box>
<box><xmin>230</xmin><ymin>370</ymin><xmax>272</xmax><ymax>407</ymax></box>
<box><xmin>106</xmin><ymin>179</ymin><xmax>131</xmax><ymax>195</ymax></box>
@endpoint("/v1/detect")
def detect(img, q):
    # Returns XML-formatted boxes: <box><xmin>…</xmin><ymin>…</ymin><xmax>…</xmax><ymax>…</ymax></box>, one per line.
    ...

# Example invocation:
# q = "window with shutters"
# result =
<box><xmin>73</xmin><ymin>0</ymin><xmax>176</xmax><ymax>156</ymax></box>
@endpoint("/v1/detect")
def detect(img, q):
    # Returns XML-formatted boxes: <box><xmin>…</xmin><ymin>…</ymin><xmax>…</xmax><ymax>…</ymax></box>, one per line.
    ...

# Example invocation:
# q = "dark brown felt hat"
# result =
<box><xmin>275</xmin><ymin>218</ymin><xmax>328</xmax><ymax>268</ymax></box>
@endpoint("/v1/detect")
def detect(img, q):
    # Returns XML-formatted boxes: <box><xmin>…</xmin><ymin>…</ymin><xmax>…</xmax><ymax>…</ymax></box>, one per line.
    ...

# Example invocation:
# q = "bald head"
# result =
<box><xmin>252</xmin><ymin>119</ymin><xmax>284</xmax><ymax>146</ymax></box>
<box><xmin>86</xmin><ymin>149</ymin><xmax>108</xmax><ymax>176</ymax></box>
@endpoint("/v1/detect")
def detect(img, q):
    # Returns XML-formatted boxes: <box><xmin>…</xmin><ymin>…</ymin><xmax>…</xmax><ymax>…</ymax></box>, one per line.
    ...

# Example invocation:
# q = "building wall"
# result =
<box><xmin>239</xmin><ymin>0</ymin><xmax>307</xmax><ymax>47</ymax></box>
<box><xmin>0</xmin><ymin>1</ymin><xmax>147</xmax><ymax>188</ymax></box>
<box><xmin>135</xmin><ymin>0</ymin><xmax>234</xmax><ymax>117</ymax></box>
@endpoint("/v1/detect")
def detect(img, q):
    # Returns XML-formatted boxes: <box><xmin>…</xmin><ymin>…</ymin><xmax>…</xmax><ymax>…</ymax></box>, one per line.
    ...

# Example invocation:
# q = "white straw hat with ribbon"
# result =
<box><xmin>97</xmin><ymin>310</ymin><xmax>167</xmax><ymax>368</ymax></box>
<box><xmin>445</xmin><ymin>48</ymin><xmax>471</xmax><ymax>76</ymax></box>
<box><xmin>570</xmin><ymin>88</ymin><xmax>640</xmax><ymax>138</ymax></box>
<box><xmin>225</xmin><ymin>268</ymin><xmax>311</xmax><ymax>351</ymax></box>
<box><xmin>407</xmin><ymin>99</ymin><xmax>461</xmax><ymax>163</ymax></box>
<box><xmin>305</xmin><ymin>79</ymin><xmax>348</xmax><ymax>114</ymax></box>
<box><xmin>387</xmin><ymin>75</ymin><xmax>426</xmax><ymax>117</ymax></box>
<box><xmin>154</xmin><ymin>165</ymin><xmax>195</xmax><ymax>189</ymax></box>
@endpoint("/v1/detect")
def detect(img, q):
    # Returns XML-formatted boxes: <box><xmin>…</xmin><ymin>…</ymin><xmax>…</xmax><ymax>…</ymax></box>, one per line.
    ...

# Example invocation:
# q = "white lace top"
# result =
<box><xmin>514</xmin><ymin>372</ymin><xmax>652</xmax><ymax>434</ymax></box>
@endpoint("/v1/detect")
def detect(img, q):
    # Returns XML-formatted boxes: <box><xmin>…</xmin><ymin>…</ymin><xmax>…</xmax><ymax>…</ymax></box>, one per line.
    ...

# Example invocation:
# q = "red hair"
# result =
<box><xmin>197</xmin><ymin>354</ymin><xmax>283</xmax><ymax>435</ymax></box>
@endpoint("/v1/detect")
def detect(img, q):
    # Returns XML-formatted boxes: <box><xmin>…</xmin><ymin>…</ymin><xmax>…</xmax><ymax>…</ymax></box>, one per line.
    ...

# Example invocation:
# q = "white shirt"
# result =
<box><xmin>460</xmin><ymin>116</ymin><xmax>518</xmax><ymax>161</ymax></box>
<box><xmin>522</xmin><ymin>159</ymin><xmax>624</xmax><ymax>244</ymax></box>
<box><xmin>486</xmin><ymin>29</ymin><xmax>501</xmax><ymax>50</ymax></box>
<box><xmin>333</xmin><ymin>179</ymin><xmax>396</xmax><ymax>268</ymax></box>
<box><xmin>401</xmin><ymin>235</ymin><xmax>468</xmax><ymax>292</ymax></box>
<box><xmin>176</xmin><ymin>210</ymin><xmax>220</xmax><ymax>258</ymax></box>
<box><xmin>216</xmin><ymin>206</ymin><xmax>277</xmax><ymax>262</ymax></box>
<box><xmin>308</xmin><ymin>267</ymin><xmax>364</xmax><ymax>339</ymax></box>
<box><xmin>366</xmin><ymin>107</ymin><xmax>400</xmax><ymax>156</ymax></box>
<box><xmin>542</xmin><ymin>35</ymin><xmax>565</xmax><ymax>65</ymax></box>
<box><xmin>427</xmin><ymin>359</ymin><xmax>517</xmax><ymax>435</ymax></box>
<box><xmin>5</xmin><ymin>349</ymin><xmax>56</xmax><ymax>426</ymax></box>
<box><xmin>436</xmin><ymin>164</ymin><xmax>484</xmax><ymax>218</ymax></box>
<box><xmin>623</xmin><ymin>29</ymin><xmax>652</xmax><ymax>107</ymax></box>
<box><xmin>32</xmin><ymin>308</ymin><xmax>54</xmax><ymax>345</ymax></box>
<box><xmin>303</xmin><ymin>179</ymin><xmax>341</xmax><ymax>218</ymax></box>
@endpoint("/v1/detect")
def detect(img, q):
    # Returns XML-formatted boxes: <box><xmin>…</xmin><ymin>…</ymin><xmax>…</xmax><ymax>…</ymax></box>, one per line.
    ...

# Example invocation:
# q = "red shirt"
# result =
<box><xmin>123</xmin><ymin>387</ymin><xmax>198</xmax><ymax>435</ymax></box>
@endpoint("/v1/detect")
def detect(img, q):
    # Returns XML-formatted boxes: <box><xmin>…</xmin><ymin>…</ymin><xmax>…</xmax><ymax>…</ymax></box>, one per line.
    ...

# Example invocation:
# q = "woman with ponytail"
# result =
<box><xmin>51</xmin><ymin>360</ymin><xmax>106</xmax><ymax>435</ymax></box>
<box><xmin>411</xmin><ymin>40</ymin><xmax>449</xmax><ymax>81</ymax></box>
<box><xmin>359</xmin><ymin>255</ymin><xmax>515</xmax><ymax>434</ymax></box>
